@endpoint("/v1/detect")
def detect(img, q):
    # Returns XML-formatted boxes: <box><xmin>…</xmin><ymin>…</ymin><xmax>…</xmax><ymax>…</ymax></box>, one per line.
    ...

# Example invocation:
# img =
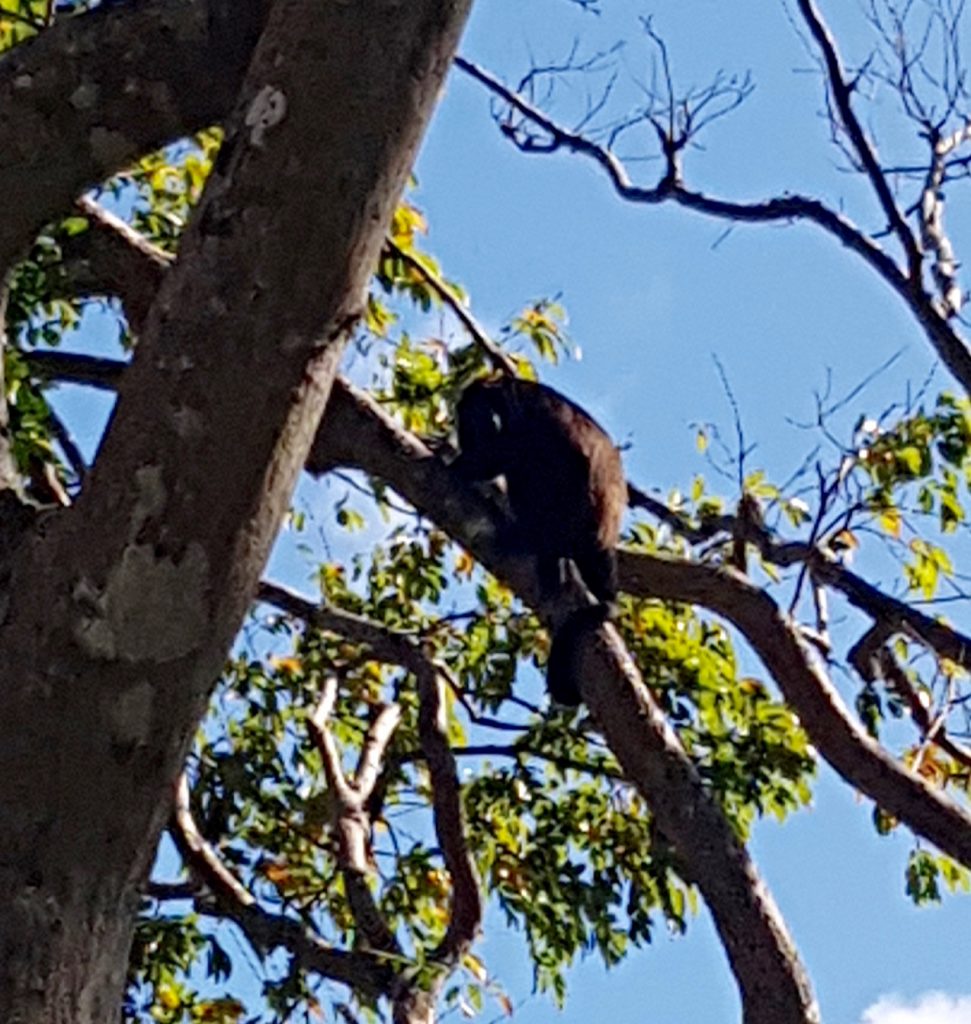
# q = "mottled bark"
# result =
<box><xmin>0</xmin><ymin>0</ymin><xmax>268</xmax><ymax>273</ymax></box>
<box><xmin>0</xmin><ymin>1</ymin><xmax>472</xmax><ymax>1021</ymax></box>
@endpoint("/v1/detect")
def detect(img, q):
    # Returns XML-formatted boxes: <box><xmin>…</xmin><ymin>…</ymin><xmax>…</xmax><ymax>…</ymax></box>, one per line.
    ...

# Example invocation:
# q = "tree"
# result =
<box><xmin>0</xmin><ymin>1</ymin><xmax>473</xmax><ymax>1022</ymax></box>
<box><xmin>1</xmin><ymin>2</ymin><xmax>970</xmax><ymax>1024</ymax></box>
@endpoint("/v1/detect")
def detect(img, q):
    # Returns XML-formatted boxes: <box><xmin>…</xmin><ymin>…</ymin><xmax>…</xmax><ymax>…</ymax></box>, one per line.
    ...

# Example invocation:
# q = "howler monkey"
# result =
<box><xmin>453</xmin><ymin>375</ymin><xmax>626</xmax><ymax>705</ymax></box>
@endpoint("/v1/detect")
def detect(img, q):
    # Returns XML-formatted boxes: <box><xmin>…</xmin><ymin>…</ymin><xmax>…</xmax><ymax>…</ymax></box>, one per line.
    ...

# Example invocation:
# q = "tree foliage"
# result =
<box><xmin>1</xmin><ymin>2</ymin><xmax>971</xmax><ymax>1024</ymax></box>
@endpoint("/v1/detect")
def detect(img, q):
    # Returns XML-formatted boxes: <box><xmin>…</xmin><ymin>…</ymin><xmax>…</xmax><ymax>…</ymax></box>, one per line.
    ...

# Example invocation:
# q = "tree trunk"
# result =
<box><xmin>0</xmin><ymin>2</ymin><xmax>472</xmax><ymax>1021</ymax></box>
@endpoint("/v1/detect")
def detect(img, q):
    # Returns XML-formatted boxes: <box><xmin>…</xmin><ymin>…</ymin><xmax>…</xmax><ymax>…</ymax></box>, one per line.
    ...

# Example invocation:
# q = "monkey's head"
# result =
<box><xmin>453</xmin><ymin>376</ymin><xmax>510</xmax><ymax>481</ymax></box>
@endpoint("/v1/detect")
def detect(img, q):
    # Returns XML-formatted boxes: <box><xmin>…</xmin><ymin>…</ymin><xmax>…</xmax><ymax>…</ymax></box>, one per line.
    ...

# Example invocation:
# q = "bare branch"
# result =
<box><xmin>258</xmin><ymin>580</ymin><xmax>434</xmax><ymax>677</ymax></box>
<box><xmin>416</xmin><ymin>663</ymin><xmax>482</xmax><ymax>967</ymax></box>
<box><xmin>261</xmin><ymin>581</ymin><xmax>482</xmax><ymax>1003</ymax></box>
<box><xmin>171</xmin><ymin>772</ymin><xmax>255</xmax><ymax>910</ymax></box>
<box><xmin>919</xmin><ymin>120</ymin><xmax>971</xmax><ymax>317</ymax></box>
<box><xmin>308</xmin><ymin>676</ymin><xmax>402</xmax><ymax>957</ymax></box>
<box><xmin>355</xmin><ymin>702</ymin><xmax>404</xmax><ymax>797</ymax></box>
<box><xmin>456</xmin><ymin>53</ymin><xmax>971</xmax><ymax>394</ymax></box>
<box><xmin>144</xmin><ymin>879</ymin><xmax>199</xmax><ymax>901</ymax></box>
<box><xmin>794</xmin><ymin>0</ymin><xmax>922</xmax><ymax>276</ymax></box>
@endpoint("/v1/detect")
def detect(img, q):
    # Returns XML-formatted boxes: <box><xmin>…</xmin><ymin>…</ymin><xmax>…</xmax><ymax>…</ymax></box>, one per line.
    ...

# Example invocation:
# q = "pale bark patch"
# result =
<box><xmin>105</xmin><ymin>678</ymin><xmax>154</xmax><ymax>749</ymax></box>
<box><xmin>72</xmin><ymin>541</ymin><xmax>209</xmax><ymax>662</ymax></box>
<box><xmin>69</xmin><ymin>81</ymin><xmax>98</xmax><ymax>111</ymax></box>
<box><xmin>245</xmin><ymin>85</ymin><xmax>288</xmax><ymax>148</ymax></box>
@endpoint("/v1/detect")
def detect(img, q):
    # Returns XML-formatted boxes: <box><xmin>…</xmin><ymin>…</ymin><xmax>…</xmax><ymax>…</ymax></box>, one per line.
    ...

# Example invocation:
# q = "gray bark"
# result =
<box><xmin>0</xmin><ymin>1</ymin><xmax>472</xmax><ymax>1021</ymax></box>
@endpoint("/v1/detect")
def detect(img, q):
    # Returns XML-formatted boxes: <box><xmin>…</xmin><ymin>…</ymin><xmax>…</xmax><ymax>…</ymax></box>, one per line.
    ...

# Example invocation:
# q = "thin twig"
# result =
<box><xmin>384</xmin><ymin>236</ymin><xmax>516</xmax><ymax>375</ymax></box>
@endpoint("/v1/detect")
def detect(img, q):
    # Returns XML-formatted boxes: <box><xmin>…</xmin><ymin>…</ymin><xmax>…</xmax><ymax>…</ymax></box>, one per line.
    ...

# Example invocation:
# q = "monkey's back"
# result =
<box><xmin>500</xmin><ymin>380</ymin><xmax>625</xmax><ymax>575</ymax></box>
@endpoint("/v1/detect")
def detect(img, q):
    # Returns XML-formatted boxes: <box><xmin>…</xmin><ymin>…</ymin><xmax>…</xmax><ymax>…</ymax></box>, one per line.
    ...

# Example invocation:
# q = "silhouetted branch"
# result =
<box><xmin>794</xmin><ymin>0</ymin><xmax>922</xmax><ymax>276</ymax></box>
<box><xmin>456</xmin><ymin>46</ymin><xmax>971</xmax><ymax>394</ymax></box>
<box><xmin>849</xmin><ymin>623</ymin><xmax>971</xmax><ymax>772</ymax></box>
<box><xmin>619</xmin><ymin>550</ymin><xmax>971</xmax><ymax>866</ymax></box>
<box><xmin>383</xmin><ymin>236</ymin><xmax>515</xmax><ymax>375</ymax></box>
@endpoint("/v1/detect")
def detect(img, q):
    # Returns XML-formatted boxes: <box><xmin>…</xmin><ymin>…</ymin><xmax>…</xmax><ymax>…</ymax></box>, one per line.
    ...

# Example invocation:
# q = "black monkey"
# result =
<box><xmin>453</xmin><ymin>375</ymin><xmax>626</xmax><ymax>705</ymax></box>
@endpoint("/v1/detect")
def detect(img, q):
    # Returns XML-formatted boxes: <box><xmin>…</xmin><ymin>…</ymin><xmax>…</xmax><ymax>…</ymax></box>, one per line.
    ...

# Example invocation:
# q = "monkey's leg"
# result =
<box><xmin>544</xmin><ymin>546</ymin><xmax>618</xmax><ymax>706</ymax></box>
<box><xmin>573</xmin><ymin>544</ymin><xmax>618</xmax><ymax>606</ymax></box>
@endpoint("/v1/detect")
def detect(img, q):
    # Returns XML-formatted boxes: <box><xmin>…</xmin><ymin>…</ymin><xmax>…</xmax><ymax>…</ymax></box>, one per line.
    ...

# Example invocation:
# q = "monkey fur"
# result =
<box><xmin>452</xmin><ymin>375</ymin><xmax>625</xmax><ymax>705</ymax></box>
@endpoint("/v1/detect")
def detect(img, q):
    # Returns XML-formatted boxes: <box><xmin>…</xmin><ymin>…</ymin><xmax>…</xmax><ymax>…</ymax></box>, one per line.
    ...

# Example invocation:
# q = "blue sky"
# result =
<box><xmin>50</xmin><ymin>2</ymin><xmax>971</xmax><ymax>1021</ymax></box>
<box><xmin>404</xmin><ymin>2</ymin><xmax>971</xmax><ymax>1022</ymax></box>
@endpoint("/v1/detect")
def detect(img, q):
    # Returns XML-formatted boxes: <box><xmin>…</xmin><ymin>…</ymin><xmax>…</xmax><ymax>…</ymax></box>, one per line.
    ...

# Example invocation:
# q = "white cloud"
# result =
<box><xmin>861</xmin><ymin>992</ymin><xmax>971</xmax><ymax>1024</ymax></box>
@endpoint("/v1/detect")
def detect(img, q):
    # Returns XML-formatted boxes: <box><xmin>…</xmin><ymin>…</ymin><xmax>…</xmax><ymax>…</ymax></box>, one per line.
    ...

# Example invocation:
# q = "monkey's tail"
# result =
<box><xmin>546</xmin><ymin>604</ymin><xmax>612</xmax><ymax>706</ymax></box>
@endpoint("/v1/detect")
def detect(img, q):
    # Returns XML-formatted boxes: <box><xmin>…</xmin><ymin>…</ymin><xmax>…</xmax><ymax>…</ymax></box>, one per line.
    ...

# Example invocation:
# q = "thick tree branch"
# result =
<box><xmin>65</xmin><ymin>196</ymin><xmax>174</xmax><ymax>332</ymax></box>
<box><xmin>416</xmin><ymin>664</ymin><xmax>482</xmax><ymax>969</ymax></box>
<box><xmin>26</xmin><ymin>349</ymin><xmax>125</xmax><ymax>390</ymax></box>
<box><xmin>618</xmin><ymin>551</ymin><xmax>971</xmax><ymax>866</ymax></box>
<box><xmin>306</xmin><ymin>387</ymin><xmax>820</xmax><ymax>1024</ymax></box>
<box><xmin>171</xmin><ymin>772</ymin><xmax>257</xmax><ymax>909</ymax></box>
<box><xmin>629</xmin><ymin>481</ymin><xmax>971</xmax><ymax>678</ymax></box>
<box><xmin>33</xmin><ymin>277</ymin><xmax>820</xmax><ymax>1019</ymax></box>
<box><xmin>35</xmin><ymin>346</ymin><xmax>971</xmax><ymax>822</ymax></box>
<box><xmin>0</xmin><ymin>0</ymin><xmax>268</xmax><ymax>275</ymax></box>
<box><xmin>0</xmin><ymin>3</ymin><xmax>473</xmax><ymax>1020</ymax></box>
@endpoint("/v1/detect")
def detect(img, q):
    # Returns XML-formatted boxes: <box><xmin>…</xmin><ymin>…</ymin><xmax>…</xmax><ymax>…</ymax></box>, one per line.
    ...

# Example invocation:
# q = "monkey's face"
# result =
<box><xmin>454</xmin><ymin>380</ymin><xmax>508</xmax><ymax>481</ymax></box>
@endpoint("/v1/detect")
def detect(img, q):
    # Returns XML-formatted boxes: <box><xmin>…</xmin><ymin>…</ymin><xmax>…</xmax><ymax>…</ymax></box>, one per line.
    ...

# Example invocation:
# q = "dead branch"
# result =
<box><xmin>455</xmin><ymin>54</ymin><xmax>971</xmax><ymax>394</ymax></box>
<box><xmin>920</xmin><ymin>121</ymin><xmax>971</xmax><ymax>317</ymax></box>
